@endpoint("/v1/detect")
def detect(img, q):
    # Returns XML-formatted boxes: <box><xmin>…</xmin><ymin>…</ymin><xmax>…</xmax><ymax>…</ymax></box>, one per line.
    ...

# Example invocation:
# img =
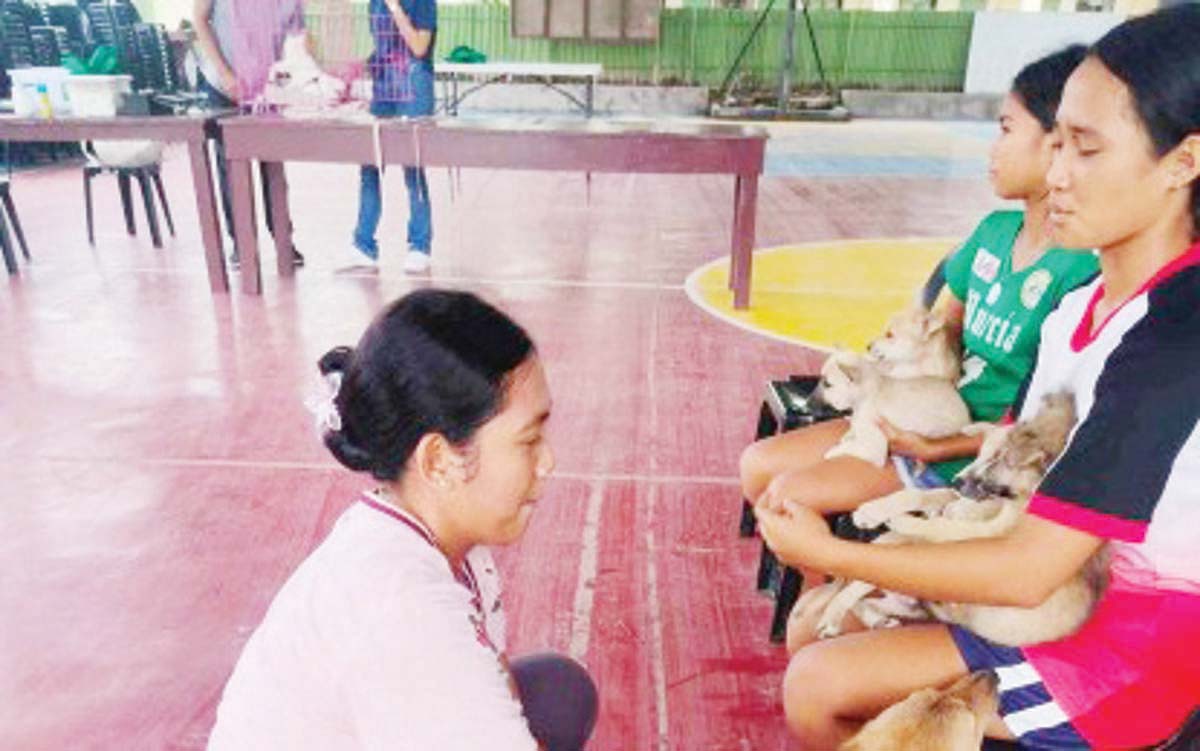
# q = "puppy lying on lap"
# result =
<box><xmin>790</xmin><ymin>392</ymin><xmax>1108</xmax><ymax>649</ymax></box>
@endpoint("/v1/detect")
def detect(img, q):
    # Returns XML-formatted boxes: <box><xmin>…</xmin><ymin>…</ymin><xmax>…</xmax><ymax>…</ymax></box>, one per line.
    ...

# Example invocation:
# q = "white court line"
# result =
<box><xmin>6</xmin><ymin>456</ymin><xmax>739</xmax><ymax>486</ymax></box>
<box><xmin>116</xmin><ymin>266</ymin><xmax>687</xmax><ymax>293</ymax></box>
<box><xmin>568</xmin><ymin>482</ymin><xmax>604</xmax><ymax>663</ymax></box>
<box><xmin>644</xmin><ymin>297</ymin><xmax>671</xmax><ymax>751</ymax></box>
<box><xmin>645</xmin><ymin>485</ymin><xmax>670</xmax><ymax>751</ymax></box>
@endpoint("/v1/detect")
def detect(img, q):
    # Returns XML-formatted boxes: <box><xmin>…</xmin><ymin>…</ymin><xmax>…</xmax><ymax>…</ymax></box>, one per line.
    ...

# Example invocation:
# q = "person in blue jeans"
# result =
<box><xmin>339</xmin><ymin>0</ymin><xmax>437</xmax><ymax>274</ymax></box>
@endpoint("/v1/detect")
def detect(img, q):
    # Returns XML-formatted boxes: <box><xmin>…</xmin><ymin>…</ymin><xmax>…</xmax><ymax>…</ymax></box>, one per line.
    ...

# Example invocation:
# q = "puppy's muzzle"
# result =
<box><xmin>954</xmin><ymin>474</ymin><xmax>1013</xmax><ymax>501</ymax></box>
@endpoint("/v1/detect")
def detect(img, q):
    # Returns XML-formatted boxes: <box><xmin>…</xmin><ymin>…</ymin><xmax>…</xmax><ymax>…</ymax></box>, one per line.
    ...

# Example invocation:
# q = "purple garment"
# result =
<box><xmin>201</xmin><ymin>0</ymin><xmax>306</xmax><ymax>101</ymax></box>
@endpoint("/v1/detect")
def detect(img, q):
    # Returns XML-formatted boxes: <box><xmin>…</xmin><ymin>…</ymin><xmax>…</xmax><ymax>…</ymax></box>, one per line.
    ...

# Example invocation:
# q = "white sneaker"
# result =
<box><xmin>403</xmin><ymin>249</ymin><xmax>431</xmax><ymax>275</ymax></box>
<box><xmin>334</xmin><ymin>244</ymin><xmax>378</xmax><ymax>274</ymax></box>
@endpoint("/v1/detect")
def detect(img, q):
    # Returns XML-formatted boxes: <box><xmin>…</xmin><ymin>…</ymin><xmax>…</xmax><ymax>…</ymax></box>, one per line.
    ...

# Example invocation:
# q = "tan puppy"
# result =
<box><xmin>796</xmin><ymin>393</ymin><xmax>1107</xmax><ymax>646</ymax></box>
<box><xmin>841</xmin><ymin>672</ymin><xmax>999</xmax><ymax>751</ymax></box>
<box><xmin>867</xmin><ymin>306</ymin><xmax>962</xmax><ymax>381</ymax></box>
<box><xmin>815</xmin><ymin>353</ymin><xmax>970</xmax><ymax>467</ymax></box>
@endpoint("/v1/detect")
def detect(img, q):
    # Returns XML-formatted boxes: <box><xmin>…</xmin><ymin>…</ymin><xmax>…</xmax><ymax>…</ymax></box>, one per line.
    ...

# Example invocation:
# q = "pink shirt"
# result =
<box><xmin>198</xmin><ymin>0</ymin><xmax>305</xmax><ymax>100</ymax></box>
<box><xmin>208</xmin><ymin>494</ymin><xmax>538</xmax><ymax>750</ymax></box>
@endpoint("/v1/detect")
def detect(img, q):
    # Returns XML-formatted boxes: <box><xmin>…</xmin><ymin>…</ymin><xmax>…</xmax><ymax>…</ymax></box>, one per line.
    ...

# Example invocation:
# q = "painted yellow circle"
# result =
<box><xmin>685</xmin><ymin>238</ymin><xmax>958</xmax><ymax>352</ymax></box>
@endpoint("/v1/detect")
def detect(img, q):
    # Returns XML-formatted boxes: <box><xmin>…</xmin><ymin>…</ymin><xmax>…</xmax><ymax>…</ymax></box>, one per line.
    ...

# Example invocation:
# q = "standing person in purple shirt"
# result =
<box><xmin>192</xmin><ymin>0</ymin><xmax>305</xmax><ymax>269</ymax></box>
<box><xmin>335</xmin><ymin>0</ymin><xmax>438</xmax><ymax>275</ymax></box>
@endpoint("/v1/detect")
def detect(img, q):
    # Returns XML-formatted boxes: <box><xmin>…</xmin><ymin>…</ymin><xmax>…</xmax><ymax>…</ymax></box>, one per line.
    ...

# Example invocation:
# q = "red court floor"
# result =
<box><xmin>0</xmin><ymin>119</ymin><xmax>998</xmax><ymax>750</ymax></box>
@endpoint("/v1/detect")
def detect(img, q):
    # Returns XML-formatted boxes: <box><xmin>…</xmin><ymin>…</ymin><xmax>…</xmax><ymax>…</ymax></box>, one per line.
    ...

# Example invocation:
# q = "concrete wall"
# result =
<box><xmin>842</xmin><ymin>89</ymin><xmax>1001</xmax><ymax>119</ymax></box>
<box><xmin>963</xmin><ymin>11</ymin><xmax>1123</xmax><ymax>93</ymax></box>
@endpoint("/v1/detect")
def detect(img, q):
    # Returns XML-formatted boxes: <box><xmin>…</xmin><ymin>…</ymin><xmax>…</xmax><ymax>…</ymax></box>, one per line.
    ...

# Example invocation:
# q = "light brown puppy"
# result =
<box><xmin>867</xmin><ymin>306</ymin><xmax>962</xmax><ymax>381</ymax></box>
<box><xmin>841</xmin><ymin>672</ymin><xmax>999</xmax><ymax>751</ymax></box>
<box><xmin>815</xmin><ymin>354</ymin><xmax>971</xmax><ymax>468</ymax></box>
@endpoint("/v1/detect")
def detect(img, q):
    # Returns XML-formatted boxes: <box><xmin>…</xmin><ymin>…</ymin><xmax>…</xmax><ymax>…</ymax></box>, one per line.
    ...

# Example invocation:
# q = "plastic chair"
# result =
<box><xmin>0</xmin><ymin>177</ymin><xmax>30</xmax><ymax>275</ymax></box>
<box><xmin>81</xmin><ymin>140</ymin><xmax>174</xmax><ymax>249</ymax></box>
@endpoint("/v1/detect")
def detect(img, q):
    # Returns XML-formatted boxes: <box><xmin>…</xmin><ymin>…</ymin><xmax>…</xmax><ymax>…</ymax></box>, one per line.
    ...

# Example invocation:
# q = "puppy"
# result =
<box><xmin>815</xmin><ymin>352</ymin><xmax>970</xmax><ymax>467</ymax></box>
<box><xmin>262</xmin><ymin>33</ymin><xmax>348</xmax><ymax>111</ymax></box>
<box><xmin>841</xmin><ymin>672</ymin><xmax>999</xmax><ymax>751</ymax></box>
<box><xmin>798</xmin><ymin>393</ymin><xmax>1107</xmax><ymax>646</ymax></box>
<box><xmin>867</xmin><ymin>306</ymin><xmax>962</xmax><ymax>381</ymax></box>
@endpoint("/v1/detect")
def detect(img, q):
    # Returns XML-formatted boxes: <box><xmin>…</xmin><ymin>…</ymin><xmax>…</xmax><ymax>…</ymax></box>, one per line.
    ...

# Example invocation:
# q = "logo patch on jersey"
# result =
<box><xmin>1021</xmin><ymin>269</ymin><xmax>1053</xmax><ymax>309</ymax></box>
<box><xmin>972</xmin><ymin>249</ymin><xmax>1001</xmax><ymax>284</ymax></box>
<box><xmin>986</xmin><ymin>283</ymin><xmax>1003</xmax><ymax>306</ymax></box>
<box><xmin>958</xmin><ymin>354</ymin><xmax>987</xmax><ymax>388</ymax></box>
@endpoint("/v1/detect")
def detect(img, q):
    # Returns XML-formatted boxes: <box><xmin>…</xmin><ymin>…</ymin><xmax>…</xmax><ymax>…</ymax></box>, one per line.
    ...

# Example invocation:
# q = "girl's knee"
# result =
<box><xmin>782</xmin><ymin>650</ymin><xmax>830</xmax><ymax>740</ymax></box>
<box><xmin>782</xmin><ymin>644</ymin><xmax>855</xmax><ymax>742</ymax></box>
<box><xmin>786</xmin><ymin>607</ymin><xmax>821</xmax><ymax>656</ymax></box>
<box><xmin>739</xmin><ymin>440</ymin><xmax>771</xmax><ymax>499</ymax></box>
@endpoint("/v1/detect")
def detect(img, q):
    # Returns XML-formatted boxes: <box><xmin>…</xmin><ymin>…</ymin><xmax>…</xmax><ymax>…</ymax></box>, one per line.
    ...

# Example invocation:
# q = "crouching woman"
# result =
<box><xmin>208</xmin><ymin>290</ymin><xmax>598</xmax><ymax>751</ymax></box>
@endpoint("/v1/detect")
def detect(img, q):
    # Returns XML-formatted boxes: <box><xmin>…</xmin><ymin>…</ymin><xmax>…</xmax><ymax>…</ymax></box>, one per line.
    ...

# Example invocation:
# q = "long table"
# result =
<box><xmin>0</xmin><ymin>114</ymin><xmax>228</xmax><ymax>293</ymax></box>
<box><xmin>220</xmin><ymin>114</ymin><xmax>767</xmax><ymax>308</ymax></box>
<box><xmin>435</xmin><ymin>62</ymin><xmax>604</xmax><ymax>117</ymax></box>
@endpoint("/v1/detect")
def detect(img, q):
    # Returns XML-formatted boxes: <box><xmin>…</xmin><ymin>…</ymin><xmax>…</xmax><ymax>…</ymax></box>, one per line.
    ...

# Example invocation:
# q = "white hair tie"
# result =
<box><xmin>305</xmin><ymin>371</ymin><xmax>344</xmax><ymax>434</ymax></box>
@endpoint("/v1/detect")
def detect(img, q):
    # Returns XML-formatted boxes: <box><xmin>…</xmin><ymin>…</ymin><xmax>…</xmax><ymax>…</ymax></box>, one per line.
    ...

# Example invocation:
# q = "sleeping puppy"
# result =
<box><xmin>850</xmin><ymin>393</ymin><xmax>1076</xmax><ymax>536</ymax></box>
<box><xmin>841</xmin><ymin>672</ymin><xmax>999</xmax><ymax>751</ymax></box>
<box><xmin>797</xmin><ymin>393</ymin><xmax>1107</xmax><ymax>646</ymax></box>
<box><xmin>814</xmin><ymin>352</ymin><xmax>970</xmax><ymax>467</ymax></box>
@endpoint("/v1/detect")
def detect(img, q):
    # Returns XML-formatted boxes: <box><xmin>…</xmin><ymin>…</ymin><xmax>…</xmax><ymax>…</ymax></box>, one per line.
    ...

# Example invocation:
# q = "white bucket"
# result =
<box><xmin>10</xmin><ymin>67</ymin><xmax>71</xmax><ymax>117</ymax></box>
<box><xmin>88</xmin><ymin>140</ymin><xmax>164</xmax><ymax>168</ymax></box>
<box><xmin>63</xmin><ymin>75</ymin><xmax>134</xmax><ymax>118</ymax></box>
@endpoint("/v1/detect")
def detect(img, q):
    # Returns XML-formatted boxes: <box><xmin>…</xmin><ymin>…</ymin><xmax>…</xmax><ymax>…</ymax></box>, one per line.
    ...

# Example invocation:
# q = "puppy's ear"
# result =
<box><xmin>922</xmin><ymin>311</ymin><xmax>948</xmax><ymax>338</ymax></box>
<box><xmin>1018</xmin><ymin>447</ymin><xmax>1051</xmax><ymax>470</ymax></box>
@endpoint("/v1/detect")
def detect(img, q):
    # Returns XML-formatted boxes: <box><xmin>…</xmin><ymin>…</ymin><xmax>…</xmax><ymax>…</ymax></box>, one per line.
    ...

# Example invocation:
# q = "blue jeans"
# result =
<box><xmin>354</xmin><ymin>62</ymin><xmax>435</xmax><ymax>256</ymax></box>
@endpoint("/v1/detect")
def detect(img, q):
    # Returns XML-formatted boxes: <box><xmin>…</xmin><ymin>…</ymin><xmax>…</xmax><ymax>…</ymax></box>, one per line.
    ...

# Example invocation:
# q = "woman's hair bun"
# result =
<box><xmin>324</xmin><ymin>429</ymin><xmax>376</xmax><ymax>473</ymax></box>
<box><xmin>318</xmin><ymin>346</ymin><xmax>354</xmax><ymax>377</ymax></box>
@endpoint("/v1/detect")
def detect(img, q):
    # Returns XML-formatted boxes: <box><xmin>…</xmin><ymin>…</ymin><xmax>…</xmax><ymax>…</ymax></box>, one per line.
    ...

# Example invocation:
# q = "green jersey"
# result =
<box><xmin>932</xmin><ymin>210</ymin><xmax>1099</xmax><ymax>481</ymax></box>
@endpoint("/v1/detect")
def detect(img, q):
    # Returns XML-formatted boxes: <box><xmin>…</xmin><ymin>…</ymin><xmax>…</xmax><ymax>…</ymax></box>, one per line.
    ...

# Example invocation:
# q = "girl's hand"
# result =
<box><xmin>878</xmin><ymin>418</ymin><xmax>937</xmax><ymax>461</ymax></box>
<box><xmin>754</xmin><ymin>500</ymin><xmax>837</xmax><ymax>570</ymax></box>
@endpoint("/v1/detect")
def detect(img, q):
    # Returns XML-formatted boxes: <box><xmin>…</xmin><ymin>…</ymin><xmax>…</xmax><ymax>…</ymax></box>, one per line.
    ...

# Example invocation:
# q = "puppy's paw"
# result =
<box><xmin>816</xmin><ymin>618</ymin><xmax>844</xmax><ymax>640</ymax></box>
<box><xmin>852</xmin><ymin>502</ymin><xmax>894</xmax><ymax>530</ymax></box>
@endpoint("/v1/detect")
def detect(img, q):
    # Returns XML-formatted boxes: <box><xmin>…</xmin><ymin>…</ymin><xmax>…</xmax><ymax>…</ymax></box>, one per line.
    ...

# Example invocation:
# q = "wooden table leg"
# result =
<box><xmin>731</xmin><ymin>173</ymin><xmax>758</xmax><ymax>310</ymax></box>
<box><xmin>729</xmin><ymin>175</ymin><xmax>742</xmax><ymax>293</ymax></box>
<box><xmin>262</xmin><ymin>161</ymin><xmax>294</xmax><ymax>279</ymax></box>
<box><xmin>186</xmin><ymin>139</ymin><xmax>227</xmax><ymax>294</ymax></box>
<box><xmin>228</xmin><ymin>157</ymin><xmax>261</xmax><ymax>295</ymax></box>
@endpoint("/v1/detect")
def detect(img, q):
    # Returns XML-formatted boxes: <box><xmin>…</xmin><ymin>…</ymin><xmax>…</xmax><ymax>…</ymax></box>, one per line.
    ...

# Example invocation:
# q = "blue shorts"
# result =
<box><xmin>950</xmin><ymin>626</ymin><xmax>1090</xmax><ymax>750</ymax></box>
<box><xmin>891</xmin><ymin>455</ymin><xmax>950</xmax><ymax>490</ymax></box>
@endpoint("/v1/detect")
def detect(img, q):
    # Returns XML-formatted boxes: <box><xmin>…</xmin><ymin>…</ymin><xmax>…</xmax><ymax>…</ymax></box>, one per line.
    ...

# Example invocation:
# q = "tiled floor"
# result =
<box><xmin>0</xmin><ymin>118</ymin><xmax>1003</xmax><ymax>750</ymax></box>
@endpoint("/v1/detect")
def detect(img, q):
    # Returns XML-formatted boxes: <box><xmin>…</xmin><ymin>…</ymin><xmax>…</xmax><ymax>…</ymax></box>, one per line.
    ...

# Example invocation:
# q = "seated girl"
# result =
<box><xmin>757</xmin><ymin>7</ymin><xmax>1200</xmax><ymax>748</ymax></box>
<box><xmin>740</xmin><ymin>46</ymin><xmax>1100</xmax><ymax>545</ymax></box>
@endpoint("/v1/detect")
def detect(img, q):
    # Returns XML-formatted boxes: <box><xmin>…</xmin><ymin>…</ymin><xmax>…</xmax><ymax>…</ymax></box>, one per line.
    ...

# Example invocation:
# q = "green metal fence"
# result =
<box><xmin>440</xmin><ymin>6</ymin><xmax>973</xmax><ymax>90</ymax></box>
<box><xmin>306</xmin><ymin>5</ymin><xmax>974</xmax><ymax>91</ymax></box>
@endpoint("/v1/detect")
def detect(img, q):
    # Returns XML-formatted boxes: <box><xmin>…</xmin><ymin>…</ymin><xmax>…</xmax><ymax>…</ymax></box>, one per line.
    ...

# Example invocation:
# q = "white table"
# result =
<box><xmin>434</xmin><ymin>62</ymin><xmax>604</xmax><ymax>117</ymax></box>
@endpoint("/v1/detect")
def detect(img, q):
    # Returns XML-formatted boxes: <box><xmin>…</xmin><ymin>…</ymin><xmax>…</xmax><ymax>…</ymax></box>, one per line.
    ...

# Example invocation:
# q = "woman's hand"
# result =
<box><xmin>218</xmin><ymin>66</ymin><xmax>240</xmax><ymax>103</ymax></box>
<box><xmin>878</xmin><ymin>418</ymin><xmax>938</xmax><ymax>461</ymax></box>
<box><xmin>879</xmin><ymin>419</ymin><xmax>987</xmax><ymax>463</ymax></box>
<box><xmin>754</xmin><ymin>499</ymin><xmax>837</xmax><ymax>570</ymax></box>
